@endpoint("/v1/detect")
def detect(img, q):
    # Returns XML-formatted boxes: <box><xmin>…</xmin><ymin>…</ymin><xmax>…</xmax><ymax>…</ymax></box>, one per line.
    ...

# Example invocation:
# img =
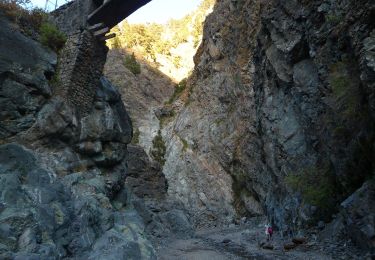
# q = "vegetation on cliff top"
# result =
<box><xmin>106</xmin><ymin>0</ymin><xmax>215</xmax><ymax>81</ymax></box>
<box><xmin>39</xmin><ymin>22</ymin><xmax>66</xmax><ymax>52</ymax></box>
<box><xmin>0</xmin><ymin>0</ymin><xmax>66</xmax><ymax>52</ymax></box>
<box><xmin>107</xmin><ymin>0</ymin><xmax>215</xmax><ymax>56</ymax></box>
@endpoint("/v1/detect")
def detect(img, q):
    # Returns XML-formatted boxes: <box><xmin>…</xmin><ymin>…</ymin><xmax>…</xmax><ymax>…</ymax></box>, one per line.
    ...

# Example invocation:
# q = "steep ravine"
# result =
<box><xmin>106</xmin><ymin>0</ymin><xmax>375</xmax><ymax>257</ymax></box>
<box><xmin>158</xmin><ymin>0</ymin><xmax>375</xmax><ymax>255</ymax></box>
<box><xmin>104</xmin><ymin>49</ymin><xmax>174</xmax><ymax>153</ymax></box>
<box><xmin>0</xmin><ymin>0</ymin><xmax>374</xmax><ymax>258</ymax></box>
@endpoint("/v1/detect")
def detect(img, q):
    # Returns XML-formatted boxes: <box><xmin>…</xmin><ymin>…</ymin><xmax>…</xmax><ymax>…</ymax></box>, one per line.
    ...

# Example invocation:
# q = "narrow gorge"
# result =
<box><xmin>0</xmin><ymin>0</ymin><xmax>374</xmax><ymax>259</ymax></box>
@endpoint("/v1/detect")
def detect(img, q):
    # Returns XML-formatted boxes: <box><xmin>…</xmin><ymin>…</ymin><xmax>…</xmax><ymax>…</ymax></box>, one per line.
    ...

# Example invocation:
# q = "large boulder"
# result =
<box><xmin>340</xmin><ymin>179</ymin><xmax>375</xmax><ymax>253</ymax></box>
<box><xmin>126</xmin><ymin>144</ymin><xmax>167</xmax><ymax>199</ymax></box>
<box><xmin>0</xmin><ymin>144</ymin><xmax>71</xmax><ymax>258</ymax></box>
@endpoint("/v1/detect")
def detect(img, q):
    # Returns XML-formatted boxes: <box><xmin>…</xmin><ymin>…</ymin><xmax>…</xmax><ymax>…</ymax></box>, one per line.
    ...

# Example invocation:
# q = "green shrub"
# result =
<box><xmin>48</xmin><ymin>70</ymin><xmax>60</xmax><ymax>87</ymax></box>
<box><xmin>325</xmin><ymin>14</ymin><xmax>341</xmax><ymax>24</ymax></box>
<box><xmin>184</xmin><ymin>84</ymin><xmax>194</xmax><ymax>107</ymax></box>
<box><xmin>178</xmin><ymin>135</ymin><xmax>188</xmax><ymax>152</ymax></box>
<box><xmin>286</xmin><ymin>164</ymin><xmax>337</xmax><ymax>210</ymax></box>
<box><xmin>159</xmin><ymin>109</ymin><xmax>176</xmax><ymax>128</ymax></box>
<box><xmin>39</xmin><ymin>22</ymin><xmax>66</xmax><ymax>52</ymax></box>
<box><xmin>233</xmin><ymin>73</ymin><xmax>242</xmax><ymax>87</ymax></box>
<box><xmin>150</xmin><ymin>130</ymin><xmax>166</xmax><ymax>165</ymax></box>
<box><xmin>166</xmin><ymin>78</ymin><xmax>187</xmax><ymax>105</ymax></box>
<box><xmin>0</xmin><ymin>2</ymin><xmax>64</xmax><ymax>51</ymax></box>
<box><xmin>330</xmin><ymin>75</ymin><xmax>350</xmax><ymax>98</ymax></box>
<box><xmin>329</xmin><ymin>60</ymin><xmax>361</xmax><ymax>119</ymax></box>
<box><xmin>124</xmin><ymin>53</ymin><xmax>141</xmax><ymax>75</ymax></box>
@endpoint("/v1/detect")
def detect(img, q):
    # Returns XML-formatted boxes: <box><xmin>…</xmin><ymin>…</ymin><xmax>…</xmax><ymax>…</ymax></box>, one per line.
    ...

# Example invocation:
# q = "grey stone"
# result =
<box><xmin>340</xmin><ymin>179</ymin><xmax>375</xmax><ymax>253</ymax></box>
<box><xmin>127</xmin><ymin>145</ymin><xmax>167</xmax><ymax>199</ymax></box>
<box><xmin>0</xmin><ymin>13</ymin><xmax>56</xmax><ymax>140</ymax></box>
<box><xmin>293</xmin><ymin>59</ymin><xmax>319</xmax><ymax>95</ymax></box>
<box><xmin>0</xmin><ymin>14</ymin><xmax>56</xmax><ymax>75</ymax></box>
<box><xmin>97</xmin><ymin>77</ymin><xmax>121</xmax><ymax>104</ymax></box>
<box><xmin>0</xmin><ymin>9</ymin><xmax>154</xmax><ymax>260</ymax></box>
<box><xmin>77</xmin><ymin>141</ymin><xmax>103</xmax><ymax>155</ymax></box>
<box><xmin>88</xmin><ymin>230</ymin><xmax>142</xmax><ymax>260</ymax></box>
<box><xmin>92</xmin><ymin>142</ymin><xmax>127</xmax><ymax>166</ymax></box>
<box><xmin>266</xmin><ymin>45</ymin><xmax>292</xmax><ymax>82</ymax></box>
<box><xmin>160</xmin><ymin>209</ymin><xmax>193</xmax><ymax>237</ymax></box>
<box><xmin>18</xmin><ymin>228</ymin><xmax>37</xmax><ymax>253</ymax></box>
<box><xmin>158</xmin><ymin>0</ymin><xmax>375</xmax><ymax>241</ymax></box>
<box><xmin>36</xmin><ymin>98</ymin><xmax>77</xmax><ymax>139</ymax></box>
<box><xmin>318</xmin><ymin>221</ymin><xmax>325</xmax><ymax>230</ymax></box>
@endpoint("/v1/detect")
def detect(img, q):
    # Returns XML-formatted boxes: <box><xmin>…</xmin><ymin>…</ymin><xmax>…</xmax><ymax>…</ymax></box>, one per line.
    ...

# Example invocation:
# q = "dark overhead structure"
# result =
<box><xmin>87</xmin><ymin>0</ymin><xmax>152</xmax><ymax>29</ymax></box>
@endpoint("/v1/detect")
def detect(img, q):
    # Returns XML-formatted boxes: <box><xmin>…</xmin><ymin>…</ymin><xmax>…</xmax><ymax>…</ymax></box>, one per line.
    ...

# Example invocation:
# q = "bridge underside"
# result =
<box><xmin>52</xmin><ymin>0</ymin><xmax>151</xmax><ymax>114</ymax></box>
<box><xmin>87</xmin><ymin>0</ymin><xmax>151</xmax><ymax>29</ymax></box>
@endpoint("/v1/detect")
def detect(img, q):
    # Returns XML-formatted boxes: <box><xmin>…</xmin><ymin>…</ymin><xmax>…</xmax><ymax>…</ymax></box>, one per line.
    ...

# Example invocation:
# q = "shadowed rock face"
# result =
<box><xmin>0</xmin><ymin>11</ymin><xmax>157</xmax><ymax>258</ymax></box>
<box><xmin>0</xmin><ymin>14</ymin><xmax>56</xmax><ymax>140</ymax></box>
<box><xmin>0</xmin><ymin>144</ymin><xmax>151</xmax><ymax>259</ymax></box>
<box><xmin>318</xmin><ymin>178</ymin><xmax>375</xmax><ymax>254</ymax></box>
<box><xmin>127</xmin><ymin>144</ymin><xmax>167</xmax><ymax>199</ymax></box>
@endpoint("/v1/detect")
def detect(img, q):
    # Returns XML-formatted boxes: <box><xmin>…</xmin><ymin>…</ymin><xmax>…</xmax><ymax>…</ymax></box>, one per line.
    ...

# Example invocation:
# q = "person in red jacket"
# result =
<box><xmin>265</xmin><ymin>224</ymin><xmax>273</xmax><ymax>241</ymax></box>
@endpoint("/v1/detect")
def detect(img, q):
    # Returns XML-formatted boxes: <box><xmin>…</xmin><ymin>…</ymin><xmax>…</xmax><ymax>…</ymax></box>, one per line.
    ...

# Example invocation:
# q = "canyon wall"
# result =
<box><xmin>0</xmin><ymin>5</ymin><xmax>157</xmax><ymax>258</ymax></box>
<box><xmin>163</xmin><ymin>0</ymin><xmax>375</xmax><ymax>234</ymax></box>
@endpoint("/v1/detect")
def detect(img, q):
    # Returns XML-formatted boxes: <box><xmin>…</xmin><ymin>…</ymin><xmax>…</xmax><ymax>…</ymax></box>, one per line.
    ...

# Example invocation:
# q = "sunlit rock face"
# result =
<box><xmin>162</xmin><ymin>0</ymin><xmax>375</xmax><ymax>233</ymax></box>
<box><xmin>104</xmin><ymin>49</ymin><xmax>174</xmax><ymax>155</ymax></box>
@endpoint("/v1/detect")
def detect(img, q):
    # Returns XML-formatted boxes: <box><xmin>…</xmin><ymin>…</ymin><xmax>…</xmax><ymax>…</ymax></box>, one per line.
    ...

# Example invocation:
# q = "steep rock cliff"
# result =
<box><xmin>0</xmin><ymin>9</ymin><xmax>156</xmax><ymax>259</ymax></box>
<box><xmin>163</xmin><ymin>0</ymin><xmax>375</xmax><ymax>239</ymax></box>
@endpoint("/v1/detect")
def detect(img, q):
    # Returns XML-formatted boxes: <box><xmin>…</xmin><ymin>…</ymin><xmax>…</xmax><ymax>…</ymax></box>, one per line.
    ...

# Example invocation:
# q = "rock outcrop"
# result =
<box><xmin>0</xmin><ymin>10</ymin><xmax>155</xmax><ymax>259</ymax></box>
<box><xmin>0</xmin><ymin>144</ymin><xmax>155</xmax><ymax>259</ymax></box>
<box><xmin>0</xmin><ymin>14</ymin><xmax>56</xmax><ymax>140</ymax></box>
<box><xmin>162</xmin><ymin>0</ymin><xmax>375</xmax><ymax>240</ymax></box>
<box><xmin>340</xmin><ymin>179</ymin><xmax>375</xmax><ymax>253</ymax></box>
<box><xmin>126</xmin><ymin>144</ymin><xmax>168</xmax><ymax>199</ymax></box>
<box><xmin>320</xmin><ymin>179</ymin><xmax>375</xmax><ymax>254</ymax></box>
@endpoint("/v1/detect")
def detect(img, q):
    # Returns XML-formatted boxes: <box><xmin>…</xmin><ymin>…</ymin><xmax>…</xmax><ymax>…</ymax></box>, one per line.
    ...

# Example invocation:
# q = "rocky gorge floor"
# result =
<box><xmin>155</xmin><ymin>220</ymin><xmax>366</xmax><ymax>260</ymax></box>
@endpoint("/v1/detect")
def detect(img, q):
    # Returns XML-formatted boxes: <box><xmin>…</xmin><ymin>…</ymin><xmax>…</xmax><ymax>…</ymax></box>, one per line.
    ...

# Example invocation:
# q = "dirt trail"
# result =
<box><xmin>155</xmin><ymin>223</ymin><xmax>348</xmax><ymax>260</ymax></box>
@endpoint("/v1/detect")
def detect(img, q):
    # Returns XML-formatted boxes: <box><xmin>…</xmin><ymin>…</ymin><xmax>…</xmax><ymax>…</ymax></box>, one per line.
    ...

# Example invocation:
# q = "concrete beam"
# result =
<box><xmin>88</xmin><ymin>23</ymin><xmax>105</xmax><ymax>32</ymax></box>
<box><xmin>100</xmin><ymin>33</ymin><xmax>116</xmax><ymax>41</ymax></box>
<box><xmin>93</xmin><ymin>27</ymin><xmax>110</xmax><ymax>37</ymax></box>
<box><xmin>87</xmin><ymin>0</ymin><xmax>152</xmax><ymax>29</ymax></box>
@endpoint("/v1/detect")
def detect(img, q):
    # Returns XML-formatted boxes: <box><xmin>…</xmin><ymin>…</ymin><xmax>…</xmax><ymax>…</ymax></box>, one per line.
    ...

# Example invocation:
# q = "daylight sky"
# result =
<box><xmin>30</xmin><ymin>0</ymin><xmax>202</xmax><ymax>24</ymax></box>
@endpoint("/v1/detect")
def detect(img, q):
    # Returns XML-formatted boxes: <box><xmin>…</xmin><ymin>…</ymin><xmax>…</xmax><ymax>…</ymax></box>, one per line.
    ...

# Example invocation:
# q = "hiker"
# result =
<box><xmin>265</xmin><ymin>224</ymin><xmax>273</xmax><ymax>241</ymax></box>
